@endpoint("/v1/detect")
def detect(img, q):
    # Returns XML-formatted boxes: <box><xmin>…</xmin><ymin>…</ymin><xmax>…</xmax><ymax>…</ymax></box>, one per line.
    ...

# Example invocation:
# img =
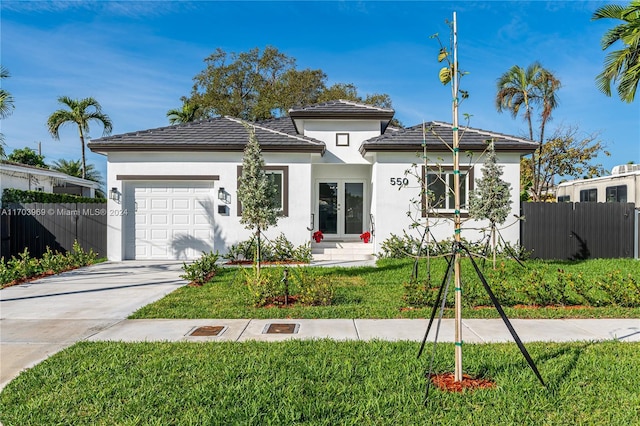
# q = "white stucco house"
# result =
<box><xmin>0</xmin><ymin>160</ymin><xmax>99</xmax><ymax>199</ymax></box>
<box><xmin>88</xmin><ymin>100</ymin><xmax>537</xmax><ymax>261</ymax></box>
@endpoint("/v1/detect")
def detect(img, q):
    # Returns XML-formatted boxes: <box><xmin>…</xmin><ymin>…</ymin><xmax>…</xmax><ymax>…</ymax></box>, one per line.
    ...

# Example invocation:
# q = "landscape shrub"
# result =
<box><xmin>1</xmin><ymin>188</ymin><xmax>106</xmax><ymax>206</ymax></box>
<box><xmin>240</xmin><ymin>266</ymin><xmax>284</xmax><ymax>307</ymax></box>
<box><xmin>378</xmin><ymin>232</ymin><xmax>489</xmax><ymax>259</ymax></box>
<box><xmin>223</xmin><ymin>233</ymin><xmax>311</xmax><ymax>263</ymax></box>
<box><xmin>399</xmin><ymin>257</ymin><xmax>640</xmax><ymax>309</ymax></box>
<box><xmin>296</xmin><ymin>272</ymin><xmax>334</xmax><ymax>306</ymax></box>
<box><xmin>180</xmin><ymin>251</ymin><xmax>220</xmax><ymax>286</ymax></box>
<box><xmin>0</xmin><ymin>242</ymin><xmax>98</xmax><ymax>286</ymax></box>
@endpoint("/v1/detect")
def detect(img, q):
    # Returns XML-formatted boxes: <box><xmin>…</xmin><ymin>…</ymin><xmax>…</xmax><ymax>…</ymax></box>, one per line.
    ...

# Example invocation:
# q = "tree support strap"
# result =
<box><xmin>461</xmin><ymin>243</ymin><xmax>546</xmax><ymax>388</ymax></box>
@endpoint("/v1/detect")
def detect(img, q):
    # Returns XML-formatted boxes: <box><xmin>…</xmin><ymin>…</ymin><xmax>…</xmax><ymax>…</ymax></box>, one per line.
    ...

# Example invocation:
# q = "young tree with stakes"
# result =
<box><xmin>468</xmin><ymin>141</ymin><xmax>512</xmax><ymax>269</ymax></box>
<box><xmin>237</xmin><ymin>124</ymin><xmax>279</xmax><ymax>275</ymax></box>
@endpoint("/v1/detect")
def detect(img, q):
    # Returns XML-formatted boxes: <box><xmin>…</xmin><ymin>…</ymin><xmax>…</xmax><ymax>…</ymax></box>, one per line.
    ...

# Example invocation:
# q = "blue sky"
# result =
<box><xmin>1</xmin><ymin>0</ymin><xmax>638</xmax><ymax>186</ymax></box>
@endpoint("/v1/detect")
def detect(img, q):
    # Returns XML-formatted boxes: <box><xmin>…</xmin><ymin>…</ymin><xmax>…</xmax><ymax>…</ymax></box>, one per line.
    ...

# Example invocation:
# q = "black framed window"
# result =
<box><xmin>605</xmin><ymin>185</ymin><xmax>627</xmax><ymax>202</ymax></box>
<box><xmin>336</xmin><ymin>133</ymin><xmax>349</xmax><ymax>146</ymax></box>
<box><xmin>422</xmin><ymin>166</ymin><xmax>473</xmax><ymax>217</ymax></box>
<box><xmin>237</xmin><ymin>166</ymin><xmax>289</xmax><ymax>216</ymax></box>
<box><xmin>579</xmin><ymin>188</ymin><xmax>597</xmax><ymax>202</ymax></box>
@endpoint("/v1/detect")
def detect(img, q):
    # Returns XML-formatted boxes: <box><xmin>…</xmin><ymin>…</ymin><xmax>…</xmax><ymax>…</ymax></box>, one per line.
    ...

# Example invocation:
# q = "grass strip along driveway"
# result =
<box><xmin>1</xmin><ymin>340</ymin><xmax>638</xmax><ymax>425</ymax></box>
<box><xmin>131</xmin><ymin>258</ymin><xmax>640</xmax><ymax>319</ymax></box>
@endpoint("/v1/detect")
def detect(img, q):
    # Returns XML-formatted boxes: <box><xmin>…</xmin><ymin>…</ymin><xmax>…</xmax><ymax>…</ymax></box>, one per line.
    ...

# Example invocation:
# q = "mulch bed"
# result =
<box><xmin>430</xmin><ymin>373</ymin><xmax>496</xmax><ymax>392</ymax></box>
<box><xmin>225</xmin><ymin>260</ymin><xmax>307</xmax><ymax>265</ymax></box>
<box><xmin>1</xmin><ymin>268</ymin><xmax>75</xmax><ymax>289</ymax></box>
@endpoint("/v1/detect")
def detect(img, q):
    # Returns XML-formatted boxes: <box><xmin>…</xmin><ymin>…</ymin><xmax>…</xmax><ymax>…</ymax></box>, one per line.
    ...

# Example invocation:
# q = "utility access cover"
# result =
<box><xmin>189</xmin><ymin>326</ymin><xmax>225</xmax><ymax>336</ymax></box>
<box><xmin>264</xmin><ymin>323</ymin><xmax>299</xmax><ymax>334</ymax></box>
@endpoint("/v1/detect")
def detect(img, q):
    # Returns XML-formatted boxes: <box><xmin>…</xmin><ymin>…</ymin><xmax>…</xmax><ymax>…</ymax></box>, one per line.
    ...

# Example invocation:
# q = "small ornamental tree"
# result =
<box><xmin>237</xmin><ymin>125</ymin><xmax>279</xmax><ymax>275</ymax></box>
<box><xmin>468</xmin><ymin>141</ymin><xmax>512</xmax><ymax>268</ymax></box>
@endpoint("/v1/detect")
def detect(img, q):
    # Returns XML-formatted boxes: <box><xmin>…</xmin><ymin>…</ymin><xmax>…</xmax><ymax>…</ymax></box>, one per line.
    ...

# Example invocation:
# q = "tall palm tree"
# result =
<box><xmin>166</xmin><ymin>101</ymin><xmax>202</xmax><ymax>125</ymax></box>
<box><xmin>592</xmin><ymin>1</ymin><xmax>640</xmax><ymax>103</ymax></box>
<box><xmin>51</xmin><ymin>159</ymin><xmax>105</xmax><ymax>198</ymax></box>
<box><xmin>47</xmin><ymin>96</ymin><xmax>112</xmax><ymax>179</ymax></box>
<box><xmin>0</xmin><ymin>65</ymin><xmax>15</xmax><ymax>158</ymax></box>
<box><xmin>496</xmin><ymin>62</ymin><xmax>560</xmax><ymax>201</ymax></box>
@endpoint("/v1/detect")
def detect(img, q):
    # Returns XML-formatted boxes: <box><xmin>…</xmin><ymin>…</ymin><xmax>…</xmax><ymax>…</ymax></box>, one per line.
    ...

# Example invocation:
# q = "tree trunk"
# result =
<box><xmin>78</xmin><ymin>127</ymin><xmax>86</xmax><ymax>180</ymax></box>
<box><xmin>491</xmin><ymin>223</ymin><xmax>497</xmax><ymax>270</ymax></box>
<box><xmin>256</xmin><ymin>227</ymin><xmax>261</xmax><ymax>276</ymax></box>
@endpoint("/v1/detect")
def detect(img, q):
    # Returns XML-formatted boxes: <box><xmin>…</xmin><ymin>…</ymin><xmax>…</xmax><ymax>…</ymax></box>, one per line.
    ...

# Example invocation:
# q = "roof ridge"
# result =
<box><xmin>430</xmin><ymin>121</ymin><xmax>536</xmax><ymax>144</ymax></box>
<box><xmin>225</xmin><ymin>116</ymin><xmax>324</xmax><ymax>145</ymax></box>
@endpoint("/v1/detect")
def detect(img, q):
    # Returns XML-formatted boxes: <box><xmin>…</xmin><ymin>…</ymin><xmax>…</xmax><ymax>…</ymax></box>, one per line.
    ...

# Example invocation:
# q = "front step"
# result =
<box><xmin>312</xmin><ymin>241</ymin><xmax>375</xmax><ymax>261</ymax></box>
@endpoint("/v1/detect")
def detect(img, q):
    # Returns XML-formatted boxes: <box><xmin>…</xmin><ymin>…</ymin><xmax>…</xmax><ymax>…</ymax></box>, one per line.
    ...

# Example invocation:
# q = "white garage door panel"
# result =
<box><xmin>131</xmin><ymin>181</ymin><xmax>214</xmax><ymax>260</ymax></box>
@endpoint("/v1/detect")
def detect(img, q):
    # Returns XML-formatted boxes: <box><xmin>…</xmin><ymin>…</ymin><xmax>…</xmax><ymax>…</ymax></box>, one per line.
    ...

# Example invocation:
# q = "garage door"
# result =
<box><xmin>130</xmin><ymin>182</ymin><xmax>214</xmax><ymax>260</ymax></box>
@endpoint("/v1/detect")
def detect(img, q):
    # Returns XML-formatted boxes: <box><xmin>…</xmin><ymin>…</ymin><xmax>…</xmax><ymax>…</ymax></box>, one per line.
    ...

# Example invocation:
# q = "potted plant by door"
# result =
<box><xmin>312</xmin><ymin>230</ymin><xmax>324</xmax><ymax>243</ymax></box>
<box><xmin>359</xmin><ymin>231</ymin><xmax>371</xmax><ymax>243</ymax></box>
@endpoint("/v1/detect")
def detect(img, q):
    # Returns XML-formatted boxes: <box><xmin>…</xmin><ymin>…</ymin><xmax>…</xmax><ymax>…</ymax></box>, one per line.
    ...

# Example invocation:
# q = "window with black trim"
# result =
<box><xmin>605</xmin><ymin>185</ymin><xmax>627</xmax><ymax>202</ymax></box>
<box><xmin>557</xmin><ymin>195</ymin><xmax>571</xmax><ymax>202</ymax></box>
<box><xmin>237</xmin><ymin>165</ymin><xmax>289</xmax><ymax>216</ymax></box>
<box><xmin>579</xmin><ymin>188</ymin><xmax>597</xmax><ymax>202</ymax></box>
<box><xmin>336</xmin><ymin>133</ymin><xmax>349</xmax><ymax>146</ymax></box>
<box><xmin>422</xmin><ymin>166</ymin><xmax>473</xmax><ymax>217</ymax></box>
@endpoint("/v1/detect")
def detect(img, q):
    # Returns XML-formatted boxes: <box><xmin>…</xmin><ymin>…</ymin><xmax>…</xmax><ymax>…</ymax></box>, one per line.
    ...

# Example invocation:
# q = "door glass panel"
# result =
<box><xmin>319</xmin><ymin>182</ymin><xmax>338</xmax><ymax>234</ymax></box>
<box><xmin>344</xmin><ymin>183</ymin><xmax>363</xmax><ymax>234</ymax></box>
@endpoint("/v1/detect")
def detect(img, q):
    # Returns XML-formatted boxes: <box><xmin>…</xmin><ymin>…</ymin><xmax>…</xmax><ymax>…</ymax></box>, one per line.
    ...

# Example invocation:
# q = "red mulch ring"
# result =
<box><xmin>2</xmin><ymin>268</ymin><xmax>75</xmax><ymax>289</ymax></box>
<box><xmin>430</xmin><ymin>373</ymin><xmax>496</xmax><ymax>392</ymax></box>
<box><xmin>263</xmin><ymin>295</ymin><xmax>300</xmax><ymax>308</ymax></box>
<box><xmin>225</xmin><ymin>260</ymin><xmax>307</xmax><ymax>265</ymax></box>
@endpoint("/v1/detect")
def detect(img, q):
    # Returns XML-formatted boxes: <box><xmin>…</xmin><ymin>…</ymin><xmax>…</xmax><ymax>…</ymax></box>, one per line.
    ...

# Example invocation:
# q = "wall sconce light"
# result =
<box><xmin>110</xmin><ymin>187</ymin><xmax>118</xmax><ymax>201</ymax></box>
<box><xmin>218</xmin><ymin>187</ymin><xmax>231</xmax><ymax>204</ymax></box>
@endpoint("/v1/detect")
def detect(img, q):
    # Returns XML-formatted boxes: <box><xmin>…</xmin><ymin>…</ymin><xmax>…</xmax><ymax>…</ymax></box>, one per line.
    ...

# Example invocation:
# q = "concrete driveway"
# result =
<box><xmin>0</xmin><ymin>261</ymin><xmax>186</xmax><ymax>390</ymax></box>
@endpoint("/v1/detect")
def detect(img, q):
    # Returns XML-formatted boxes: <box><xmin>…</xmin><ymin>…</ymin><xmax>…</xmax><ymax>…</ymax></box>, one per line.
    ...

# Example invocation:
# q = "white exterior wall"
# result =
<box><xmin>106</xmin><ymin>151</ymin><xmax>312</xmax><ymax>261</ymax></box>
<box><xmin>0</xmin><ymin>172</ymin><xmax>55</xmax><ymax>193</ymax></box>
<box><xmin>303</xmin><ymin>120</ymin><xmax>380</xmax><ymax>164</ymax></box>
<box><xmin>371</xmin><ymin>151</ymin><xmax>523</xmax><ymax>254</ymax></box>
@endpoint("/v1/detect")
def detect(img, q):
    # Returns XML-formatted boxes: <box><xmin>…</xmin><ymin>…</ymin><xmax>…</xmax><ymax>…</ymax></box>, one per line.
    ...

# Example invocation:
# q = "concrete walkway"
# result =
<box><xmin>86</xmin><ymin>318</ymin><xmax>640</xmax><ymax>344</ymax></box>
<box><xmin>0</xmin><ymin>261</ymin><xmax>186</xmax><ymax>390</ymax></box>
<box><xmin>2</xmin><ymin>261</ymin><xmax>639</xmax><ymax>392</ymax></box>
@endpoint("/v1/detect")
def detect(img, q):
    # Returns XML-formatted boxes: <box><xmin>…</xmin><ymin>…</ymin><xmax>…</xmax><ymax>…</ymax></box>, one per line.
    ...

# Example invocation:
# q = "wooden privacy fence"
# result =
<box><xmin>0</xmin><ymin>202</ymin><xmax>107</xmax><ymax>259</ymax></box>
<box><xmin>520</xmin><ymin>202</ymin><xmax>637</xmax><ymax>260</ymax></box>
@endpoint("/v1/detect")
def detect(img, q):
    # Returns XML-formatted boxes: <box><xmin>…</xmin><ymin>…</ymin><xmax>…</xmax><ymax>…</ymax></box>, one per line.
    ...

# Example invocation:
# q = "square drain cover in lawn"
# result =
<box><xmin>264</xmin><ymin>323</ymin><xmax>299</xmax><ymax>334</ymax></box>
<box><xmin>189</xmin><ymin>326</ymin><xmax>225</xmax><ymax>336</ymax></box>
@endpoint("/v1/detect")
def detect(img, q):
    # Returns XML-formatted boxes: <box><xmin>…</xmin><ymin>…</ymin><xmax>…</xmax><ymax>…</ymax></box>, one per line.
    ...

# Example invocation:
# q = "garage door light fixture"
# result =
<box><xmin>218</xmin><ymin>187</ymin><xmax>231</xmax><ymax>204</ymax></box>
<box><xmin>110</xmin><ymin>187</ymin><xmax>120</xmax><ymax>202</ymax></box>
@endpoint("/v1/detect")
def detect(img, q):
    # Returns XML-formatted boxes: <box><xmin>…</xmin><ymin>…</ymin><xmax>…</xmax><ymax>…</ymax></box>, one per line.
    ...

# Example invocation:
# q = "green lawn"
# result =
<box><xmin>1</xmin><ymin>340</ymin><xmax>638</xmax><ymax>425</ymax></box>
<box><xmin>130</xmin><ymin>258</ymin><xmax>640</xmax><ymax>319</ymax></box>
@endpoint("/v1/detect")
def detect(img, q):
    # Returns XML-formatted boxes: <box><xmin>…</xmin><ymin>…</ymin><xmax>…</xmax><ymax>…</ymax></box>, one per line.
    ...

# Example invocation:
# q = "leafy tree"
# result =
<box><xmin>0</xmin><ymin>65</ymin><xmax>15</xmax><ymax>157</ymax></box>
<box><xmin>468</xmin><ymin>142</ymin><xmax>512</xmax><ymax>269</ymax></box>
<box><xmin>524</xmin><ymin>125</ymin><xmax>609</xmax><ymax>198</ymax></box>
<box><xmin>592</xmin><ymin>1</ymin><xmax>640</xmax><ymax>103</ymax></box>
<box><xmin>187</xmin><ymin>46</ymin><xmax>399</xmax><ymax>123</ymax></box>
<box><xmin>7</xmin><ymin>147</ymin><xmax>47</xmax><ymax>168</ymax></box>
<box><xmin>166</xmin><ymin>99</ymin><xmax>203</xmax><ymax>124</ymax></box>
<box><xmin>237</xmin><ymin>125</ymin><xmax>279</xmax><ymax>274</ymax></box>
<box><xmin>50</xmin><ymin>158</ymin><xmax>105</xmax><ymax>198</ymax></box>
<box><xmin>496</xmin><ymin>62</ymin><xmax>561</xmax><ymax>201</ymax></box>
<box><xmin>47</xmin><ymin>96</ymin><xmax>112</xmax><ymax>179</ymax></box>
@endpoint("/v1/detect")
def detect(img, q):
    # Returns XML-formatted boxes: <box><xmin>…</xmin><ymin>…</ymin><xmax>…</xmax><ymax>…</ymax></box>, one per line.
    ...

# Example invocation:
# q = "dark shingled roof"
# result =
<box><xmin>88</xmin><ymin>116</ymin><xmax>325</xmax><ymax>154</ymax></box>
<box><xmin>288</xmin><ymin>99</ymin><xmax>394</xmax><ymax>134</ymax></box>
<box><xmin>289</xmin><ymin>99</ymin><xmax>394</xmax><ymax>118</ymax></box>
<box><xmin>359</xmin><ymin>121</ymin><xmax>538</xmax><ymax>154</ymax></box>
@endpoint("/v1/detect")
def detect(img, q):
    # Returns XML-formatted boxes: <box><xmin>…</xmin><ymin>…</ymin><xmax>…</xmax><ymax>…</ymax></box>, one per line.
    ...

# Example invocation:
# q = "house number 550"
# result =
<box><xmin>390</xmin><ymin>177</ymin><xmax>409</xmax><ymax>186</ymax></box>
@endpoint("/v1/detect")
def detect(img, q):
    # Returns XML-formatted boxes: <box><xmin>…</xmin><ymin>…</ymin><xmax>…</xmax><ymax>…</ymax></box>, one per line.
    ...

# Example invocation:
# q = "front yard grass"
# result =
<box><xmin>1</xmin><ymin>340</ymin><xmax>638</xmax><ymax>425</ymax></box>
<box><xmin>130</xmin><ymin>258</ymin><xmax>640</xmax><ymax>319</ymax></box>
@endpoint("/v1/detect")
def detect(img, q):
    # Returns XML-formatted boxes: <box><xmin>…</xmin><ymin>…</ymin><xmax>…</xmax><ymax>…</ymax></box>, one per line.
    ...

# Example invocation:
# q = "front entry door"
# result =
<box><xmin>318</xmin><ymin>181</ymin><xmax>365</xmax><ymax>238</ymax></box>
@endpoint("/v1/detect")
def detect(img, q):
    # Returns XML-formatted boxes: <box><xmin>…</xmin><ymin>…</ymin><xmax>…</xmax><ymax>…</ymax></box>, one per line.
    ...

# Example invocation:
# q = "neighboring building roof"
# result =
<box><xmin>360</xmin><ymin>121</ymin><xmax>539</xmax><ymax>154</ymax></box>
<box><xmin>288</xmin><ymin>99</ymin><xmax>394</xmax><ymax>133</ymax></box>
<box><xmin>557</xmin><ymin>169</ymin><xmax>640</xmax><ymax>188</ymax></box>
<box><xmin>0</xmin><ymin>160</ymin><xmax>100</xmax><ymax>188</ymax></box>
<box><xmin>88</xmin><ymin>116</ymin><xmax>326</xmax><ymax>154</ymax></box>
